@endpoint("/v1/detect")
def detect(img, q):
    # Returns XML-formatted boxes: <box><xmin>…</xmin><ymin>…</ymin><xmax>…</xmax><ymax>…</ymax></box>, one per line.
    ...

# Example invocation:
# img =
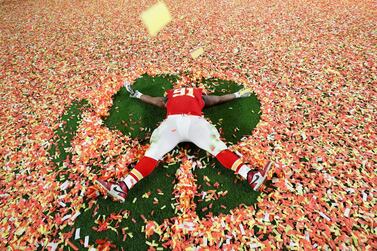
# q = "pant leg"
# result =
<box><xmin>188</xmin><ymin>116</ymin><xmax>227</xmax><ymax>156</ymax></box>
<box><xmin>145</xmin><ymin>116</ymin><xmax>182</xmax><ymax>160</ymax></box>
<box><xmin>188</xmin><ymin>116</ymin><xmax>243</xmax><ymax>172</ymax></box>
<box><xmin>130</xmin><ymin>116</ymin><xmax>183</xmax><ymax>181</ymax></box>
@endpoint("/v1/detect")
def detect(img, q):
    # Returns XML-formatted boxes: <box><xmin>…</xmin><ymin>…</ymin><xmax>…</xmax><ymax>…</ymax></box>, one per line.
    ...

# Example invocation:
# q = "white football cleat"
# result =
<box><xmin>94</xmin><ymin>179</ymin><xmax>129</xmax><ymax>203</ymax></box>
<box><xmin>247</xmin><ymin>161</ymin><xmax>273</xmax><ymax>191</ymax></box>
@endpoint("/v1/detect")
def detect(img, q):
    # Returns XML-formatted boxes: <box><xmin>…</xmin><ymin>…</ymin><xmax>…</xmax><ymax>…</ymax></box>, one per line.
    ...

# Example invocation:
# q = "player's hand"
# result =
<box><xmin>124</xmin><ymin>81</ymin><xmax>143</xmax><ymax>99</ymax></box>
<box><xmin>234</xmin><ymin>87</ymin><xmax>252</xmax><ymax>98</ymax></box>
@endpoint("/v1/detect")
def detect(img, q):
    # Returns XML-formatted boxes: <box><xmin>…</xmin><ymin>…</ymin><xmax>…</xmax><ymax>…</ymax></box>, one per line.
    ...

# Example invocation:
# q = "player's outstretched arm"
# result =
<box><xmin>124</xmin><ymin>81</ymin><xmax>165</xmax><ymax>108</ymax></box>
<box><xmin>203</xmin><ymin>87</ymin><xmax>252</xmax><ymax>107</ymax></box>
<box><xmin>140</xmin><ymin>95</ymin><xmax>165</xmax><ymax>108</ymax></box>
<box><xmin>203</xmin><ymin>94</ymin><xmax>236</xmax><ymax>107</ymax></box>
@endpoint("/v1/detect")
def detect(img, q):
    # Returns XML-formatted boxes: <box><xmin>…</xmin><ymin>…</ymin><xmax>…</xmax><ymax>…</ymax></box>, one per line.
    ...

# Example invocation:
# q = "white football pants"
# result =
<box><xmin>145</xmin><ymin>115</ymin><xmax>227</xmax><ymax>160</ymax></box>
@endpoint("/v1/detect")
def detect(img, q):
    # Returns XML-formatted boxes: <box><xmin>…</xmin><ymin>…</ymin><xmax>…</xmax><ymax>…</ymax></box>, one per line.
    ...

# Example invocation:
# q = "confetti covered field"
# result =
<box><xmin>1</xmin><ymin>0</ymin><xmax>376</xmax><ymax>250</ymax></box>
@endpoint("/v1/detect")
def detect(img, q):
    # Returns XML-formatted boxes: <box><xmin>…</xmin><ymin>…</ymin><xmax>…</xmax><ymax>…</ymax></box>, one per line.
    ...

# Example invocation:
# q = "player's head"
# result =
<box><xmin>176</xmin><ymin>82</ymin><xmax>196</xmax><ymax>88</ymax></box>
<box><xmin>174</xmin><ymin>80</ymin><xmax>209</xmax><ymax>94</ymax></box>
<box><xmin>175</xmin><ymin>80</ymin><xmax>197</xmax><ymax>89</ymax></box>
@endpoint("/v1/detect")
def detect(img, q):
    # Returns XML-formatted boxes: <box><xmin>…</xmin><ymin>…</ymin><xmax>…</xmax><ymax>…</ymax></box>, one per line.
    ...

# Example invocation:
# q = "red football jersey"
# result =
<box><xmin>165</xmin><ymin>88</ymin><xmax>205</xmax><ymax>116</ymax></box>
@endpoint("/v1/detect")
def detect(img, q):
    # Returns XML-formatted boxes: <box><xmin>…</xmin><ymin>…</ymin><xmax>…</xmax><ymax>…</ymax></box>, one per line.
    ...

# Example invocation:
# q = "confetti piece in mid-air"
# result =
<box><xmin>191</xmin><ymin>47</ymin><xmax>204</xmax><ymax>59</ymax></box>
<box><xmin>140</xmin><ymin>1</ymin><xmax>172</xmax><ymax>37</ymax></box>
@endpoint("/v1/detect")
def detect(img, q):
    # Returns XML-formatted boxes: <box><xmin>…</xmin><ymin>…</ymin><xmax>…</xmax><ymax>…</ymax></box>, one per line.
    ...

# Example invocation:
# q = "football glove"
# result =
<box><xmin>234</xmin><ymin>87</ymin><xmax>252</xmax><ymax>98</ymax></box>
<box><xmin>124</xmin><ymin>81</ymin><xmax>143</xmax><ymax>99</ymax></box>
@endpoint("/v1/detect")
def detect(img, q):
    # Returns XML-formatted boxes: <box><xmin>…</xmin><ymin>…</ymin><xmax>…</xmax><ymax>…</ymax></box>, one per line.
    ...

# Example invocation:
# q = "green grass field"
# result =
<box><xmin>50</xmin><ymin>74</ymin><xmax>261</xmax><ymax>250</ymax></box>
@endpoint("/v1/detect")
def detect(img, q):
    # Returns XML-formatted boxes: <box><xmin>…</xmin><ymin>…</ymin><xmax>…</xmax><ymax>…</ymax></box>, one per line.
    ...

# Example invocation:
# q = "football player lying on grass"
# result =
<box><xmin>95</xmin><ymin>82</ymin><xmax>272</xmax><ymax>202</ymax></box>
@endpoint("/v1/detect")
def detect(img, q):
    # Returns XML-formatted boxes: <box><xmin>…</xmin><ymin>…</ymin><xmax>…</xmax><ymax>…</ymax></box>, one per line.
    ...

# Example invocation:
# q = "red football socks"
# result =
<box><xmin>216</xmin><ymin>149</ymin><xmax>243</xmax><ymax>172</ymax></box>
<box><xmin>123</xmin><ymin>156</ymin><xmax>158</xmax><ymax>189</ymax></box>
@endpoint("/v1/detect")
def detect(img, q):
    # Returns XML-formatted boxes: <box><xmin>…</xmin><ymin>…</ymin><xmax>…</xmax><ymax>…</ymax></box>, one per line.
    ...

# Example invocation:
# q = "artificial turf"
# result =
<box><xmin>51</xmin><ymin>74</ymin><xmax>261</xmax><ymax>250</ymax></box>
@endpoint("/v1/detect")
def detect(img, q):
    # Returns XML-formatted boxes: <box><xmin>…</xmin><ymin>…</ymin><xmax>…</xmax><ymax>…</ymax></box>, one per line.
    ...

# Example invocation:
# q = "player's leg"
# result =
<box><xmin>95</xmin><ymin>117</ymin><xmax>182</xmax><ymax>202</ymax></box>
<box><xmin>188</xmin><ymin>116</ymin><xmax>272</xmax><ymax>190</ymax></box>
<box><xmin>122</xmin><ymin>118</ymin><xmax>182</xmax><ymax>189</ymax></box>
<box><xmin>188</xmin><ymin>116</ymin><xmax>247</xmax><ymax>172</ymax></box>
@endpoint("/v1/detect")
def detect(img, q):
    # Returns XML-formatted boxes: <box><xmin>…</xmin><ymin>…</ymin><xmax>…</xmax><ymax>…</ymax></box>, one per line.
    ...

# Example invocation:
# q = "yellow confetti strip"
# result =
<box><xmin>140</xmin><ymin>1</ymin><xmax>172</xmax><ymax>37</ymax></box>
<box><xmin>191</xmin><ymin>47</ymin><xmax>204</xmax><ymax>59</ymax></box>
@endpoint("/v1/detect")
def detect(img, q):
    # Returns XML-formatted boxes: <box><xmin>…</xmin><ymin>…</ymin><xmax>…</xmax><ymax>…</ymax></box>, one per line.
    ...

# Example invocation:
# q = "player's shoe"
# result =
<box><xmin>247</xmin><ymin>161</ymin><xmax>273</xmax><ymax>191</ymax></box>
<box><xmin>94</xmin><ymin>179</ymin><xmax>128</xmax><ymax>203</ymax></box>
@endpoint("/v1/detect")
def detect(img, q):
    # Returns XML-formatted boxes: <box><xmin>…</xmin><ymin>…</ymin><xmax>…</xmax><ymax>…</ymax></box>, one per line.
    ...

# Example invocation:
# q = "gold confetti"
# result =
<box><xmin>140</xmin><ymin>1</ymin><xmax>172</xmax><ymax>37</ymax></box>
<box><xmin>190</xmin><ymin>47</ymin><xmax>204</xmax><ymax>59</ymax></box>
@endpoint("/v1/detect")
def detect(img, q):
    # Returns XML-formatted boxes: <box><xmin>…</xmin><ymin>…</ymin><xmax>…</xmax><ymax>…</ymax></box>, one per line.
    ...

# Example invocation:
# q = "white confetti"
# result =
<box><xmin>74</xmin><ymin>228</ymin><xmax>80</xmax><ymax>240</ymax></box>
<box><xmin>71</xmin><ymin>212</ymin><xmax>81</xmax><ymax>221</ymax></box>
<box><xmin>47</xmin><ymin>242</ymin><xmax>58</xmax><ymax>251</ymax></box>
<box><xmin>201</xmin><ymin>191</ymin><xmax>207</xmax><ymax>200</ymax></box>
<box><xmin>344</xmin><ymin>208</ymin><xmax>351</xmax><ymax>217</ymax></box>
<box><xmin>263</xmin><ymin>212</ymin><xmax>270</xmax><ymax>222</ymax></box>
<box><xmin>203</xmin><ymin>236</ymin><xmax>208</xmax><ymax>246</ymax></box>
<box><xmin>345</xmin><ymin>188</ymin><xmax>355</xmax><ymax>194</ymax></box>
<box><xmin>250</xmin><ymin>242</ymin><xmax>261</xmax><ymax>249</ymax></box>
<box><xmin>239</xmin><ymin>223</ymin><xmax>245</xmax><ymax>235</ymax></box>
<box><xmin>319</xmin><ymin>212</ymin><xmax>331</xmax><ymax>221</ymax></box>
<box><xmin>362</xmin><ymin>191</ymin><xmax>368</xmax><ymax>201</ymax></box>
<box><xmin>305</xmin><ymin>231</ymin><xmax>310</xmax><ymax>241</ymax></box>
<box><xmin>60</xmin><ymin>180</ymin><xmax>70</xmax><ymax>191</ymax></box>
<box><xmin>61</xmin><ymin>214</ymin><xmax>71</xmax><ymax>221</ymax></box>
<box><xmin>84</xmin><ymin>236</ymin><xmax>89</xmax><ymax>247</ymax></box>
